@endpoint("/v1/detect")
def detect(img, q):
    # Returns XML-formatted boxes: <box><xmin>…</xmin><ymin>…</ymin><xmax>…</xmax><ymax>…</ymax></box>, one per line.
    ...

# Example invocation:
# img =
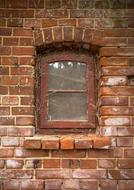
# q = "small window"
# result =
<box><xmin>38</xmin><ymin>51</ymin><xmax>95</xmax><ymax>132</ymax></box>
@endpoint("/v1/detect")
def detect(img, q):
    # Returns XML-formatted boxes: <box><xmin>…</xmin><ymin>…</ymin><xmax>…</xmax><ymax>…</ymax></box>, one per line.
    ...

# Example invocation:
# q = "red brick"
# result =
<box><xmin>63</xmin><ymin>26</ymin><xmax>73</xmax><ymax>41</ymax></box>
<box><xmin>3</xmin><ymin>38</ymin><xmax>19</xmax><ymax>46</ymax></box>
<box><xmin>0</xmin><ymin>86</ymin><xmax>8</xmax><ymax>94</ymax></box>
<box><xmin>0</xmin><ymin>160</ymin><xmax>5</xmax><ymax>168</ymax></box>
<box><xmin>80</xmin><ymin>159</ymin><xmax>97</xmax><ymax>169</ymax></box>
<box><xmin>118</xmin><ymin>180</ymin><xmax>134</xmax><ymax>190</ymax></box>
<box><xmin>83</xmin><ymin>28</ymin><xmax>92</xmax><ymax>43</ymax></box>
<box><xmin>100</xmin><ymin>97</ymin><xmax>128</xmax><ymax>106</ymax></box>
<box><xmin>100</xmin><ymin>127</ymin><xmax>117</xmax><ymax>136</ymax></box>
<box><xmin>60</xmin><ymin>137</ymin><xmax>74</xmax><ymax>149</ymax></box>
<box><xmin>20</xmin><ymin>38</ymin><xmax>34</xmax><ymax>46</ymax></box>
<box><xmin>53</xmin><ymin>27</ymin><xmax>62</xmax><ymax>42</ymax></box>
<box><xmin>63</xmin><ymin>179</ymin><xmax>80</xmax><ymax>189</ymax></box>
<box><xmin>0</xmin><ymin>47</ymin><xmax>11</xmax><ymax>55</ymax></box>
<box><xmin>78</xmin><ymin>19</ymin><xmax>94</xmax><ymax>27</ymax></box>
<box><xmin>0</xmin><ymin>169</ymin><xmax>33</xmax><ymax>179</ymax></box>
<box><xmin>21</xmin><ymin>180</ymin><xmax>44</xmax><ymax>190</ymax></box>
<box><xmin>117</xmin><ymin>137</ymin><xmax>133</xmax><ymax>147</ymax></box>
<box><xmin>45</xmin><ymin>179</ymin><xmax>62</xmax><ymax>190</ymax></box>
<box><xmin>42</xmin><ymin>19</ymin><xmax>57</xmax><ymax>27</ymax></box>
<box><xmin>12</xmin><ymin>47</ymin><xmax>35</xmax><ymax>56</ymax></box>
<box><xmin>59</xmin><ymin>18</ymin><xmax>76</xmax><ymax>26</ymax></box>
<box><xmin>0</xmin><ymin>148</ymin><xmax>14</xmax><ymax>158</ymax></box>
<box><xmin>0</xmin><ymin>28</ymin><xmax>12</xmax><ymax>36</ymax></box>
<box><xmin>100</xmin><ymin>180</ymin><xmax>117</xmax><ymax>190</ymax></box>
<box><xmin>88</xmin><ymin>149</ymin><xmax>123</xmax><ymax>158</ymax></box>
<box><xmin>0</xmin><ymin>18</ymin><xmax>6</xmax><ymax>26</ymax></box>
<box><xmin>118</xmin><ymin>160</ymin><xmax>134</xmax><ymax>169</ymax></box>
<box><xmin>130</xmin><ymin>97</ymin><xmax>134</xmax><ymax>106</ymax></box>
<box><xmin>102</xmin><ymin>67</ymin><xmax>134</xmax><ymax>76</ymax></box>
<box><xmin>62</xmin><ymin>159</ymin><xmax>80</xmax><ymax>169</ymax></box>
<box><xmin>16</xmin><ymin>117</ymin><xmax>34</xmax><ymax>125</ymax></box>
<box><xmin>8</xmin><ymin>127</ymin><xmax>33</xmax><ymax>137</ymax></box>
<box><xmin>35</xmin><ymin>9</ymin><xmax>68</xmax><ymax>18</ymax></box>
<box><xmin>0</xmin><ymin>67</ymin><xmax>9</xmax><ymax>75</ymax></box>
<box><xmin>24</xmin><ymin>19</ymin><xmax>42</xmax><ymax>28</ymax></box>
<box><xmin>19</xmin><ymin>57</ymin><xmax>35</xmax><ymax>66</ymax></box>
<box><xmin>103</xmin><ymin>28</ymin><xmax>134</xmax><ymax>37</ymax></box>
<box><xmin>43</xmin><ymin>28</ymin><xmax>53</xmax><ymax>44</ymax></box>
<box><xmin>19</xmin><ymin>77</ymin><xmax>34</xmax><ymax>86</ymax></box>
<box><xmin>3</xmin><ymin>180</ymin><xmax>20</xmax><ymax>190</ymax></box>
<box><xmin>7</xmin><ymin>18</ymin><xmax>23</xmax><ymax>27</ymax></box>
<box><xmin>28</xmin><ymin>0</ymin><xmax>44</xmax><ymax>8</ymax></box>
<box><xmin>52</xmin><ymin>150</ymin><xmax>86</xmax><ymax>158</ymax></box>
<box><xmin>100</xmin><ymin>117</ymin><xmax>130</xmax><ymax>126</ymax></box>
<box><xmin>2</xmin><ymin>137</ymin><xmax>19</xmax><ymax>147</ymax></box>
<box><xmin>2</xmin><ymin>57</ymin><xmax>18</xmax><ymax>65</ymax></box>
<box><xmin>0</xmin><ymin>127</ymin><xmax>7</xmax><ymax>136</ymax></box>
<box><xmin>42</xmin><ymin>139</ymin><xmax>59</xmax><ymax>150</ymax></box>
<box><xmin>1</xmin><ymin>76</ymin><xmax>19</xmax><ymax>85</ymax></box>
<box><xmin>24</xmin><ymin>139</ymin><xmax>41</xmax><ymax>149</ymax></box>
<box><xmin>11</xmin><ymin>67</ymin><xmax>34</xmax><ymax>75</ymax></box>
<box><xmin>100</xmin><ymin>76</ymin><xmax>127</xmax><ymax>86</ymax></box>
<box><xmin>75</xmin><ymin>139</ymin><xmax>93</xmax><ymax>149</ymax></box>
<box><xmin>36</xmin><ymin>169</ymin><xmax>72</xmax><ymax>179</ymax></box>
<box><xmin>100</xmin><ymin>107</ymin><xmax>134</xmax><ymax>116</ymax></box>
<box><xmin>100</xmin><ymin>57</ymin><xmax>128</xmax><ymax>66</ymax></box>
<box><xmin>6</xmin><ymin>159</ymin><xmax>24</xmax><ymax>169</ymax></box>
<box><xmin>25</xmin><ymin>159</ymin><xmax>42</xmax><ymax>169</ymax></box>
<box><xmin>124</xmin><ymin>149</ymin><xmax>134</xmax><ymax>158</ymax></box>
<box><xmin>117</xmin><ymin>127</ymin><xmax>134</xmax><ymax>137</ymax></box>
<box><xmin>102</xmin><ymin>37</ymin><xmax>127</xmax><ymax>46</ymax></box>
<box><xmin>6</xmin><ymin>0</ymin><xmax>28</xmax><ymax>8</ymax></box>
<box><xmin>62</xmin><ymin>0</ymin><xmax>77</xmax><ymax>8</ymax></box>
<box><xmin>12</xmin><ymin>107</ymin><xmax>34</xmax><ymax>115</ymax></box>
<box><xmin>79</xmin><ymin>0</ymin><xmax>94</xmax><ymax>8</ymax></box>
<box><xmin>100</xmin><ymin>47</ymin><xmax>134</xmax><ymax>57</ymax></box>
<box><xmin>74</xmin><ymin>27</ymin><xmax>84</xmax><ymax>42</ymax></box>
<box><xmin>100</xmin><ymin>87</ymin><xmax>134</xmax><ymax>96</ymax></box>
<box><xmin>108</xmin><ymin>169</ymin><xmax>134</xmax><ymax>179</ymax></box>
<box><xmin>15</xmin><ymin>148</ymin><xmax>49</xmax><ymax>158</ymax></box>
<box><xmin>43</xmin><ymin>159</ymin><xmax>60</xmax><ymax>168</ymax></box>
<box><xmin>13</xmin><ymin>28</ymin><xmax>33</xmax><ymax>36</ymax></box>
<box><xmin>0</xmin><ymin>117</ymin><xmax>15</xmax><ymax>125</ymax></box>
<box><xmin>73</xmin><ymin>169</ymin><xmax>107</xmax><ymax>179</ymax></box>
<box><xmin>45</xmin><ymin>0</ymin><xmax>61</xmax><ymax>9</ymax></box>
<box><xmin>9</xmin><ymin>86</ymin><xmax>34</xmax><ymax>95</ymax></box>
<box><xmin>98</xmin><ymin>159</ymin><xmax>115</xmax><ymax>169</ymax></box>
<box><xmin>80</xmin><ymin>180</ymin><xmax>98</xmax><ymax>190</ymax></box>
<box><xmin>0</xmin><ymin>107</ymin><xmax>10</xmax><ymax>115</ymax></box>
<box><xmin>94</xmin><ymin>137</ymin><xmax>112</xmax><ymax>149</ymax></box>
<box><xmin>0</xmin><ymin>9</ymin><xmax>34</xmax><ymax>18</ymax></box>
<box><xmin>34</xmin><ymin>29</ymin><xmax>44</xmax><ymax>46</ymax></box>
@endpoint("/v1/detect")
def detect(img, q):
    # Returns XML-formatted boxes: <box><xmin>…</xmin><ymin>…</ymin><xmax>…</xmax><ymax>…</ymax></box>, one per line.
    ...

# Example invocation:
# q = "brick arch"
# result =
<box><xmin>33</xmin><ymin>26</ymin><xmax>103</xmax><ymax>49</ymax></box>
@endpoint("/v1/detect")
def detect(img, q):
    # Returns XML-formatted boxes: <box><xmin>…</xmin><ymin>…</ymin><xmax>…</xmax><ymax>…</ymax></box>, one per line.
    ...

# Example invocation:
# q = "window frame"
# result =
<box><xmin>38</xmin><ymin>51</ymin><xmax>95</xmax><ymax>130</ymax></box>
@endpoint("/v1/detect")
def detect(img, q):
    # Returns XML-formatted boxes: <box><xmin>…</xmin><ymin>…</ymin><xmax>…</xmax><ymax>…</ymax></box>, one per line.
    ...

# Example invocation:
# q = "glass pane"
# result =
<box><xmin>48</xmin><ymin>93</ymin><xmax>87</xmax><ymax>120</ymax></box>
<box><xmin>48</xmin><ymin>61</ymin><xmax>86</xmax><ymax>90</ymax></box>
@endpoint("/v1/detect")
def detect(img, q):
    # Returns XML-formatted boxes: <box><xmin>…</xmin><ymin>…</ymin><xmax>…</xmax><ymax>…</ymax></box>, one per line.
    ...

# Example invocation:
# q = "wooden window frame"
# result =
<box><xmin>38</xmin><ymin>51</ymin><xmax>95</xmax><ymax>131</ymax></box>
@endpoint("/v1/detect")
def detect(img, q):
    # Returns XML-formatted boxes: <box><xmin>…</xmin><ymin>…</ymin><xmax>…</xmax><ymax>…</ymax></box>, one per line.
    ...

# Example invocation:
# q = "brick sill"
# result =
<box><xmin>24</xmin><ymin>135</ymin><xmax>113</xmax><ymax>150</ymax></box>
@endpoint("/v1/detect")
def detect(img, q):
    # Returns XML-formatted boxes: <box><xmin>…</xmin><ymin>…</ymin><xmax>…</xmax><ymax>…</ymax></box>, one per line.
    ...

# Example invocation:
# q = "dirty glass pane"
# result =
<box><xmin>48</xmin><ymin>93</ymin><xmax>87</xmax><ymax>120</ymax></box>
<box><xmin>48</xmin><ymin>61</ymin><xmax>86</xmax><ymax>90</ymax></box>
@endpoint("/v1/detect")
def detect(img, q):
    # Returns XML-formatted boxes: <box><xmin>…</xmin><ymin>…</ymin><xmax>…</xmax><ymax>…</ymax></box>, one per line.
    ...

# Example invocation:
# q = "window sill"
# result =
<box><xmin>24</xmin><ymin>135</ymin><xmax>114</xmax><ymax>150</ymax></box>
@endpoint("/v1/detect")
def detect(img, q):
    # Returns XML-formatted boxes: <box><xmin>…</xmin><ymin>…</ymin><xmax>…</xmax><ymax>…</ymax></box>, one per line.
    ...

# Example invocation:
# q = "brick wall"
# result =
<box><xmin>0</xmin><ymin>0</ymin><xmax>134</xmax><ymax>189</ymax></box>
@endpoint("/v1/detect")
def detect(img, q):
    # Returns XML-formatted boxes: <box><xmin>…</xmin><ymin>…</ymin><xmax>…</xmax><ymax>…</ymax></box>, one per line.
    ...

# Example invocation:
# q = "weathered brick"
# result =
<box><xmin>7</xmin><ymin>18</ymin><xmax>23</xmax><ymax>27</ymax></box>
<box><xmin>21</xmin><ymin>180</ymin><xmax>44</xmax><ymax>190</ymax></box>
<box><xmin>45</xmin><ymin>179</ymin><xmax>62</xmax><ymax>190</ymax></box>
<box><xmin>42</xmin><ymin>19</ymin><xmax>57</xmax><ymax>28</ymax></box>
<box><xmin>36</xmin><ymin>169</ymin><xmax>72</xmax><ymax>179</ymax></box>
<box><xmin>108</xmin><ymin>169</ymin><xmax>134</xmax><ymax>179</ymax></box>
<box><xmin>62</xmin><ymin>179</ymin><xmax>80</xmax><ymax>190</ymax></box>
<box><xmin>3</xmin><ymin>37</ymin><xmax>19</xmax><ymax>46</ymax></box>
<box><xmin>98</xmin><ymin>159</ymin><xmax>115</xmax><ymax>169</ymax></box>
<box><xmin>0</xmin><ymin>148</ymin><xmax>14</xmax><ymax>158</ymax></box>
<box><xmin>73</xmin><ymin>169</ymin><xmax>107</xmax><ymax>179</ymax></box>
<box><xmin>62</xmin><ymin>159</ymin><xmax>80</xmax><ymax>169</ymax></box>
<box><xmin>6</xmin><ymin>159</ymin><xmax>24</xmax><ymax>169</ymax></box>
<box><xmin>2</xmin><ymin>137</ymin><xmax>19</xmax><ymax>147</ymax></box>
<box><xmin>118</xmin><ymin>180</ymin><xmax>134</xmax><ymax>190</ymax></box>
<box><xmin>0</xmin><ymin>169</ymin><xmax>33</xmax><ymax>179</ymax></box>
<box><xmin>100</xmin><ymin>180</ymin><xmax>117</xmax><ymax>190</ymax></box>
<box><xmin>124</xmin><ymin>149</ymin><xmax>134</xmax><ymax>158</ymax></box>
<box><xmin>12</xmin><ymin>47</ymin><xmax>35</xmax><ymax>56</ymax></box>
<box><xmin>42</xmin><ymin>139</ymin><xmax>59</xmax><ymax>150</ymax></box>
<box><xmin>3</xmin><ymin>180</ymin><xmax>20</xmax><ymax>190</ymax></box>
<box><xmin>118</xmin><ymin>159</ymin><xmax>134</xmax><ymax>169</ymax></box>
<box><xmin>52</xmin><ymin>150</ymin><xmax>86</xmax><ymax>158</ymax></box>
<box><xmin>100</xmin><ymin>97</ymin><xmax>128</xmax><ymax>106</ymax></box>
<box><xmin>24</xmin><ymin>139</ymin><xmax>41</xmax><ymax>149</ymax></box>
<box><xmin>117</xmin><ymin>137</ymin><xmax>133</xmax><ymax>147</ymax></box>
<box><xmin>75</xmin><ymin>139</ymin><xmax>93</xmax><ymax>149</ymax></box>
<box><xmin>80</xmin><ymin>180</ymin><xmax>98</xmax><ymax>190</ymax></box>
